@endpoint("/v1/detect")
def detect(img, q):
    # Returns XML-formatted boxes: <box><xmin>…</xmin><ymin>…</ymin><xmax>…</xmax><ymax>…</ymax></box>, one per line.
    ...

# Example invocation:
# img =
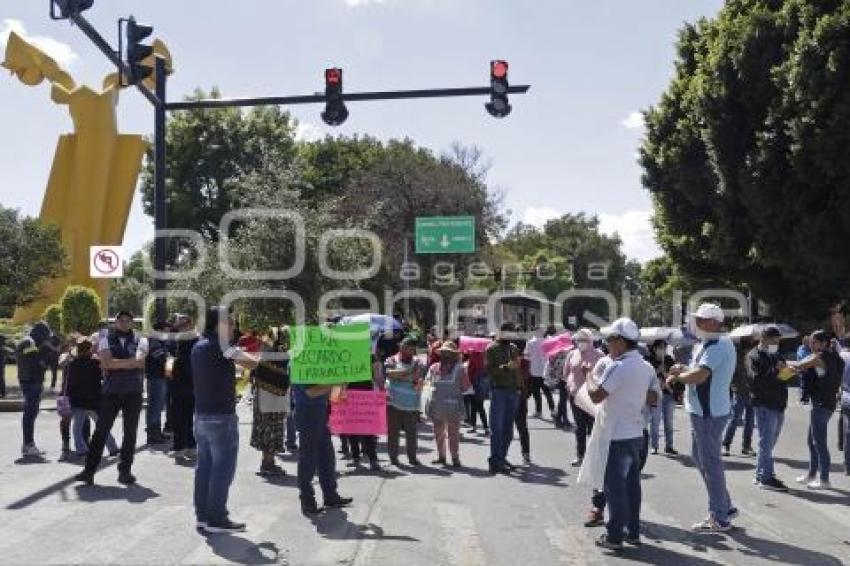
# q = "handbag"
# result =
<box><xmin>56</xmin><ymin>395</ymin><xmax>72</xmax><ymax>418</ymax></box>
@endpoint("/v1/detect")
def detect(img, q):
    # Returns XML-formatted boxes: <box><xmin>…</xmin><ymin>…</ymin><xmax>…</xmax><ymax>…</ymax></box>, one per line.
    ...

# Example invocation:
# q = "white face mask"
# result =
<box><xmin>764</xmin><ymin>344</ymin><xmax>779</xmax><ymax>354</ymax></box>
<box><xmin>654</xmin><ymin>347</ymin><xmax>666</xmax><ymax>357</ymax></box>
<box><xmin>577</xmin><ymin>341</ymin><xmax>590</xmax><ymax>352</ymax></box>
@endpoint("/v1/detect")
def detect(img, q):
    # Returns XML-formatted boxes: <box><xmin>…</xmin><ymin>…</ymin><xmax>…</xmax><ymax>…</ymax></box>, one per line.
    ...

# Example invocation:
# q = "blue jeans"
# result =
<box><xmin>722</xmin><ymin>393</ymin><xmax>754</xmax><ymax>450</ymax></box>
<box><xmin>72</xmin><ymin>407</ymin><xmax>118</xmax><ymax>455</ymax></box>
<box><xmin>145</xmin><ymin>378</ymin><xmax>167</xmax><ymax>433</ymax></box>
<box><xmin>20</xmin><ymin>382</ymin><xmax>43</xmax><ymax>446</ymax></box>
<box><xmin>489</xmin><ymin>388</ymin><xmax>519</xmax><ymax>467</ymax></box>
<box><xmin>754</xmin><ymin>407</ymin><xmax>784</xmax><ymax>482</ymax></box>
<box><xmin>650</xmin><ymin>394</ymin><xmax>676</xmax><ymax>450</ymax></box>
<box><xmin>841</xmin><ymin>410</ymin><xmax>850</xmax><ymax>471</ymax></box>
<box><xmin>295</xmin><ymin>402</ymin><xmax>337</xmax><ymax>501</ymax></box>
<box><xmin>604</xmin><ymin>437</ymin><xmax>643</xmax><ymax>543</ymax></box>
<box><xmin>807</xmin><ymin>405</ymin><xmax>833</xmax><ymax>482</ymax></box>
<box><xmin>194</xmin><ymin>413</ymin><xmax>239</xmax><ymax>525</ymax></box>
<box><xmin>690</xmin><ymin>413</ymin><xmax>733</xmax><ymax>523</ymax></box>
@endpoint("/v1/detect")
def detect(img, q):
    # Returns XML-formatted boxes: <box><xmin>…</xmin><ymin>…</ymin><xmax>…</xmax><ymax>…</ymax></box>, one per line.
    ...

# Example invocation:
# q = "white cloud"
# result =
<box><xmin>598</xmin><ymin>210</ymin><xmax>662</xmax><ymax>263</ymax></box>
<box><xmin>620</xmin><ymin>111</ymin><xmax>644</xmax><ymax>130</ymax></box>
<box><xmin>522</xmin><ymin>206</ymin><xmax>561</xmax><ymax>228</ymax></box>
<box><xmin>0</xmin><ymin>19</ymin><xmax>78</xmax><ymax>68</ymax></box>
<box><xmin>294</xmin><ymin>121</ymin><xmax>323</xmax><ymax>142</ymax></box>
<box><xmin>344</xmin><ymin>0</ymin><xmax>387</xmax><ymax>6</ymax></box>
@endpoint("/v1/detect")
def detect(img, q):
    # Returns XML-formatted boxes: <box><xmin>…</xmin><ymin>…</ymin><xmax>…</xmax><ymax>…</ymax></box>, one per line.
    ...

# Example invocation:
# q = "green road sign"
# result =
<box><xmin>415</xmin><ymin>216</ymin><xmax>476</xmax><ymax>254</ymax></box>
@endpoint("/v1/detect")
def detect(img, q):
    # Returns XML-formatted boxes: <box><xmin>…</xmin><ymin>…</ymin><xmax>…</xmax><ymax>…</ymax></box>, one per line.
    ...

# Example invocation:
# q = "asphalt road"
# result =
<box><xmin>0</xmin><ymin>396</ymin><xmax>848</xmax><ymax>565</ymax></box>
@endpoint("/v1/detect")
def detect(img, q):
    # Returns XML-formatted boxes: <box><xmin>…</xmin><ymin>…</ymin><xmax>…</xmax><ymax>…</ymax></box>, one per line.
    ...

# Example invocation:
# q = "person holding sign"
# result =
<box><xmin>425</xmin><ymin>341</ymin><xmax>471</xmax><ymax>468</ymax></box>
<box><xmin>384</xmin><ymin>336</ymin><xmax>425</xmax><ymax>467</ymax></box>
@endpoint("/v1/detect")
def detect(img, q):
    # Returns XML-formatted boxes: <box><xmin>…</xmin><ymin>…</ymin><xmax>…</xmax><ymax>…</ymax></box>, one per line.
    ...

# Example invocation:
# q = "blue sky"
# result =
<box><xmin>0</xmin><ymin>0</ymin><xmax>724</xmax><ymax>262</ymax></box>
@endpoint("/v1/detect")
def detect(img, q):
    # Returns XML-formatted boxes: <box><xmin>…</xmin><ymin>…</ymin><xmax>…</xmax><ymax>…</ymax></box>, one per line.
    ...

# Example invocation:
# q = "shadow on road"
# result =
<box><xmin>310</xmin><ymin>508</ymin><xmax>420</xmax><ymax>543</ymax></box>
<box><xmin>518</xmin><ymin>463</ymin><xmax>568</xmax><ymax>487</ymax></box>
<box><xmin>73</xmin><ymin>483</ymin><xmax>159</xmax><ymax>504</ymax></box>
<box><xmin>201</xmin><ymin>535</ymin><xmax>280</xmax><ymax>565</ymax></box>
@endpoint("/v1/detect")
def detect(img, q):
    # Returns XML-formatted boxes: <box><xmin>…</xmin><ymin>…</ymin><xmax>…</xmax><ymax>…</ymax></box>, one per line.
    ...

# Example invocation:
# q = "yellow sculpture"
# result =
<box><xmin>3</xmin><ymin>30</ymin><xmax>172</xmax><ymax>324</ymax></box>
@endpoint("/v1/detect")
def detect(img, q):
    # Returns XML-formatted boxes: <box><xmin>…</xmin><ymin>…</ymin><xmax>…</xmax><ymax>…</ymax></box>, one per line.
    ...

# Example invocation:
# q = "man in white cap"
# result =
<box><xmin>667</xmin><ymin>303</ymin><xmax>738</xmax><ymax>533</ymax></box>
<box><xmin>587</xmin><ymin>317</ymin><xmax>656</xmax><ymax>550</ymax></box>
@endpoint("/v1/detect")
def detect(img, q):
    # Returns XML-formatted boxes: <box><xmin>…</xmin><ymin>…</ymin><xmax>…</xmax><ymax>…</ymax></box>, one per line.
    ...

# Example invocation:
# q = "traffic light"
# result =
<box><xmin>125</xmin><ymin>17</ymin><xmax>154</xmax><ymax>85</ymax></box>
<box><xmin>50</xmin><ymin>0</ymin><xmax>94</xmax><ymax>20</ymax></box>
<box><xmin>486</xmin><ymin>59</ymin><xmax>512</xmax><ymax>118</ymax></box>
<box><xmin>321</xmin><ymin>67</ymin><xmax>349</xmax><ymax>126</ymax></box>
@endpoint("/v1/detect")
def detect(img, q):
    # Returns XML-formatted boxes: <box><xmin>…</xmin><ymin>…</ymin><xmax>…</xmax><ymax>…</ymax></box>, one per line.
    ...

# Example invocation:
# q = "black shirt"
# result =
<box><xmin>747</xmin><ymin>347</ymin><xmax>787</xmax><ymax>411</ymax></box>
<box><xmin>191</xmin><ymin>335</ymin><xmax>237</xmax><ymax>415</ymax></box>
<box><xmin>67</xmin><ymin>357</ymin><xmax>104</xmax><ymax>411</ymax></box>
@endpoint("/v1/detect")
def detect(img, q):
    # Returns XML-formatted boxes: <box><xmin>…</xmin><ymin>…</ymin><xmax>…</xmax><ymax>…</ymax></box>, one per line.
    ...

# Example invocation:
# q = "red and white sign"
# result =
<box><xmin>89</xmin><ymin>246</ymin><xmax>124</xmax><ymax>278</ymax></box>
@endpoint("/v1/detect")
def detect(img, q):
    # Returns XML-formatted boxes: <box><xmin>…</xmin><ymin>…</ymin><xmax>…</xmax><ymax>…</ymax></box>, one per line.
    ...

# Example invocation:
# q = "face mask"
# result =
<box><xmin>655</xmin><ymin>348</ymin><xmax>666</xmax><ymax>357</ymax></box>
<box><xmin>577</xmin><ymin>342</ymin><xmax>590</xmax><ymax>352</ymax></box>
<box><xmin>764</xmin><ymin>344</ymin><xmax>779</xmax><ymax>354</ymax></box>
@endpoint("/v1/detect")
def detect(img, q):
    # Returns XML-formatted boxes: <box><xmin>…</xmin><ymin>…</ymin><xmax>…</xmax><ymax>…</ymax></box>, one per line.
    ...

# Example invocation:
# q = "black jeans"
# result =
<box><xmin>531</xmin><ymin>375</ymin><xmax>555</xmax><ymax>414</ymax></box>
<box><xmin>387</xmin><ymin>406</ymin><xmax>418</xmax><ymax>461</ymax></box>
<box><xmin>171</xmin><ymin>389</ymin><xmax>196</xmax><ymax>451</ymax></box>
<box><xmin>85</xmin><ymin>391</ymin><xmax>143</xmax><ymax>475</ymax></box>
<box><xmin>295</xmin><ymin>402</ymin><xmax>338</xmax><ymax>501</ymax></box>
<box><xmin>571</xmin><ymin>398</ymin><xmax>594</xmax><ymax>459</ymax></box>
<box><xmin>554</xmin><ymin>382</ymin><xmax>571</xmax><ymax>426</ymax></box>
<box><xmin>470</xmin><ymin>396</ymin><xmax>488</xmax><ymax>430</ymax></box>
<box><xmin>515</xmin><ymin>392</ymin><xmax>530</xmax><ymax>455</ymax></box>
<box><xmin>349</xmin><ymin>435</ymin><xmax>378</xmax><ymax>461</ymax></box>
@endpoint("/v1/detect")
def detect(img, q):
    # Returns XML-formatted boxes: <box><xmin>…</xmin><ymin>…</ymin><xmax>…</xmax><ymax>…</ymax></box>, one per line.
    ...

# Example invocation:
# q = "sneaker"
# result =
<box><xmin>503</xmin><ymin>461</ymin><xmax>517</xmax><ymax>471</ymax></box>
<box><xmin>692</xmin><ymin>517</ymin><xmax>732</xmax><ymax>533</ymax></box>
<box><xmin>795</xmin><ymin>474</ymin><xmax>815</xmax><ymax>485</ymax></box>
<box><xmin>571</xmin><ymin>458</ymin><xmax>583</xmax><ymax>468</ymax></box>
<box><xmin>533</xmin><ymin>411</ymin><xmax>543</xmax><ymax>419</ymax></box>
<box><xmin>324</xmin><ymin>494</ymin><xmax>353</xmax><ymax>509</ymax></box>
<box><xmin>409</xmin><ymin>458</ymin><xmax>422</xmax><ymax>466</ymax></box>
<box><xmin>389</xmin><ymin>457</ymin><xmax>401</xmax><ymax>467</ymax></box>
<box><xmin>432</xmin><ymin>457</ymin><xmax>447</xmax><ymax>466</ymax></box>
<box><xmin>758</xmin><ymin>477</ymin><xmax>789</xmax><ymax>492</ymax></box>
<box><xmin>584</xmin><ymin>509</ymin><xmax>605</xmax><ymax>528</ymax></box>
<box><xmin>594</xmin><ymin>533</ymin><xmax>623</xmax><ymax>551</ymax></box>
<box><xmin>727</xmin><ymin>507</ymin><xmax>739</xmax><ymax>520</ymax></box>
<box><xmin>204</xmin><ymin>519</ymin><xmax>246</xmax><ymax>533</ymax></box>
<box><xmin>369</xmin><ymin>459</ymin><xmax>381</xmax><ymax>472</ymax></box>
<box><xmin>451</xmin><ymin>457</ymin><xmax>462</xmax><ymax>468</ymax></box>
<box><xmin>21</xmin><ymin>444</ymin><xmax>45</xmax><ymax>457</ymax></box>
<box><xmin>651</xmin><ymin>447</ymin><xmax>659</xmax><ymax>455</ymax></box>
<box><xmin>258</xmin><ymin>463</ymin><xmax>287</xmax><ymax>477</ymax></box>
<box><xmin>74</xmin><ymin>471</ymin><xmax>94</xmax><ymax>485</ymax></box>
<box><xmin>117</xmin><ymin>472</ymin><xmax>137</xmax><ymax>485</ymax></box>
<box><xmin>741</xmin><ymin>447</ymin><xmax>756</xmax><ymax>457</ymax></box>
<box><xmin>522</xmin><ymin>453</ymin><xmax>531</xmax><ymax>465</ymax></box>
<box><xmin>624</xmin><ymin>535</ymin><xmax>642</xmax><ymax>546</ymax></box>
<box><xmin>722</xmin><ymin>446</ymin><xmax>731</xmax><ymax>457</ymax></box>
<box><xmin>665</xmin><ymin>447</ymin><xmax>679</xmax><ymax>456</ymax></box>
<box><xmin>300</xmin><ymin>498</ymin><xmax>323</xmax><ymax>515</ymax></box>
<box><xmin>807</xmin><ymin>479</ymin><xmax>831</xmax><ymax>490</ymax></box>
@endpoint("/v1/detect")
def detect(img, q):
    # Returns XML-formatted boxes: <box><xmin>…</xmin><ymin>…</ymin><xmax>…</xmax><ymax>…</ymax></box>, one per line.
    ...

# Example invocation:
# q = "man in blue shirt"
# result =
<box><xmin>668</xmin><ymin>303</ymin><xmax>738</xmax><ymax>533</ymax></box>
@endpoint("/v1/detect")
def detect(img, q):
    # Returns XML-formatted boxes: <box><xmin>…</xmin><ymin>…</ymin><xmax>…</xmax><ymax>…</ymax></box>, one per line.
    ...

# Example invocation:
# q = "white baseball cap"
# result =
<box><xmin>600</xmin><ymin>318</ymin><xmax>640</xmax><ymax>341</ymax></box>
<box><xmin>690</xmin><ymin>303</ymin><xmax>725</xmax><ymax>322</ymax></box>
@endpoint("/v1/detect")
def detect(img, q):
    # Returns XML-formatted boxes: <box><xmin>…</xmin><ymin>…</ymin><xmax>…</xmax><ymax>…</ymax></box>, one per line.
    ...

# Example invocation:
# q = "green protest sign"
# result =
<box><xmin>289</xmin><ymin>323</ymin><xmax>373</xmax><ymax>384</ymax></box>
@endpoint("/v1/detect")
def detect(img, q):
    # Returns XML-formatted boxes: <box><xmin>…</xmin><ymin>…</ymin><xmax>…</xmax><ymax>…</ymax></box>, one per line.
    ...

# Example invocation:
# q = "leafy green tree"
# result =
<box><xmin>42</xmin><ymin>304</ymin><xmax>62</xmax><ymax>335</ymax></box>
<box><xmin>61</xmin><ymin>286</ymin><xmax>102</xmax><ymax>335</ymax></box>
<box><xmin>0</xmin><ymin>206</ymin><xmax>67</xmax><ymax>313</ymax></box>
<box><xmin>641</xmin><ymin>0</ymin><xmax>850</xmax><ymax>322</ymax></box>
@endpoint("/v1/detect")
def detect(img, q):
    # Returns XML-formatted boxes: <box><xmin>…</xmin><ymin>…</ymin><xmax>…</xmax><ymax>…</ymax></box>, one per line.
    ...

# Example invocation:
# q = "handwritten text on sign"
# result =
<box><xmin>330</xmin><ymin>390</ymin><xmax>388</xmax><ymax>436</ymax></box>
<box><xmin>289</xmin><ymin>323</ymin><xmax>372</xmax><ymax>384</ymax></box>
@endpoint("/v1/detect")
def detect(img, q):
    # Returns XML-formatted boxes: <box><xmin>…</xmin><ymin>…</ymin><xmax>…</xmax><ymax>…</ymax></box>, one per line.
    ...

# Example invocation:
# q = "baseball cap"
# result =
<box><xmin>600</xmin><ymin>318</ymin><xmax>640</xmax><ymax>342</ymax></box>
<box><xmin>115</xmin><ymin>310</ymin><xmax>134</xmax><ymax>320</ymax></box>
<box><xmin>690</xmin><ymin>303</ymin><xmax>725</xmax><ymax>322</ymax></box>
<box><xmin>761</xmin><ymin>325</ymin><xmax>782</xmax><ymax>339</ymax></box>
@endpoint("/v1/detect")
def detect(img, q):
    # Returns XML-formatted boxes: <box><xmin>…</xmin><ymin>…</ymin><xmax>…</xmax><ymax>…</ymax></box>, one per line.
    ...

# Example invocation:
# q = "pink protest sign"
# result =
<box><xmin>458</xmin><ymin>336</ymin><xmax>491</xmax><ymax>353</ymax></box>
<box><xmin>329</xmin><ymin>390</ymin><xmax>388</xmax><ymax>436</ymax></box>
<box><xmin>542</xmin><ymin>334</ymin><xmax>573</xmax><ymax>358</ymax></box>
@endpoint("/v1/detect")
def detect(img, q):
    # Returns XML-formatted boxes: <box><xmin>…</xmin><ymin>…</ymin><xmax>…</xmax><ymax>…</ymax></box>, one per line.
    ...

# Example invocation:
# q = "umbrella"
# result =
<box><xmin>338</xmin><ymin>313</ymin><xmax>402</xmax><ymax>334</ymax></box>
<box><xmin>639</xmin><ymin>327</ymin><xmax>697</xmax><ymax>346</ymax></box>
<box><xmin>541</xmin><ymin>333</ymin><xmax>572</xmax><ymax>358</ymax></box>
<box><xmin>729</xmin><ymin>323</ymin><xmax>799</xmax><ymax>340</ymax></box>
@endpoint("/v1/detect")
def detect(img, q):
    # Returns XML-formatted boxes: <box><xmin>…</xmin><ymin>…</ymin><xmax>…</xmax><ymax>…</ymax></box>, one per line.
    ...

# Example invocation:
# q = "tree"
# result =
<box><xmin>61</xmin><ymin>286</ymin><xmax>102</xmax><ymax>335</ymax></box>
<box><xmin>641</xmin><ymin>0</ymin><xmax>850</xmax><ymax>323</ymax></box>
<box><xmin>139</xmin><ymin>89</ymin><xmax>299</xmax><ymax>243</ymax></box>
<box><xmin>0</xmin><ymin>206</ymin><xmax>67</xmax><ymax>313</ymax></box>
<box><xmin>42</xmin><ymin>304</ymin><xmax>62</xmax><ymax>335</ymax></box>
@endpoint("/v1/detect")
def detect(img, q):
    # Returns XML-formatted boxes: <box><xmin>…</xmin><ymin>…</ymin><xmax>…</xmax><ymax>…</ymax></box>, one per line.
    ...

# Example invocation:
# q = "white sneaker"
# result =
<box><xmin>795</xmin><ymin>474</ymin><xmax>815</xmax><ymax>485</ymax></box>
<box><xmin>807</xmin><ymin>479</ymin><xmax>831</xmax><ymax>490</ymax></box>
<box><xmin>21</xmin><ymin>444</ymin><xmax>45</xmax><ymax>457</ymax></box>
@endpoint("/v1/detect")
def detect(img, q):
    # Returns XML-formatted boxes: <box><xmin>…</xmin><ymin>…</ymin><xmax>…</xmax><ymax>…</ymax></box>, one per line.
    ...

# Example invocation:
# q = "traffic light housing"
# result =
<box><xmin>125</xmin><ymin>17</ymin><xmax>154</xmax><ymax>85</ymax></box>
<box><xmin>321</xmin><ymin>67</ymin><xmax>349</xmax><ymax>126</ymax></box>
<box><xmin>486</xmin><ymin>60</ymin><xmax>512</xmax><ymax>118</ymax></box>
<box><xmin>50</xmin><ymin>0</ymin><xmax>94</xmax><ymax>20</ymax></box>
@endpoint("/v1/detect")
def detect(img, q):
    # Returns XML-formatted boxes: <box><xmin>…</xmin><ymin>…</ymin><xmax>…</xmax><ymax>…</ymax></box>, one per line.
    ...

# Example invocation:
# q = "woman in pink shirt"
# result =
<box><xmin>564</xmin><ymin>328</ymin><xmax>603</xmax><ymax>467</ymax></box>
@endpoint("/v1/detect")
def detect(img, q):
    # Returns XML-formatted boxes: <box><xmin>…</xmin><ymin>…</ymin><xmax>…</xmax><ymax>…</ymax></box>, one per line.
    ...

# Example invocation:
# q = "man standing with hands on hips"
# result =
<box><xmin>667</xmin><ymin>303</ymin><xmax>738</xmax><ymax>533</ymax></box>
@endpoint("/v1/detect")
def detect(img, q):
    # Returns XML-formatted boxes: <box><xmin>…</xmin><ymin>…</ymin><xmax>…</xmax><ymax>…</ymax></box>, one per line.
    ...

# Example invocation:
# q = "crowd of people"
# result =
<box><xmin>9</xmin><ymin>302</ymin><xmax>850</xmax><ymax>548</ymax></box>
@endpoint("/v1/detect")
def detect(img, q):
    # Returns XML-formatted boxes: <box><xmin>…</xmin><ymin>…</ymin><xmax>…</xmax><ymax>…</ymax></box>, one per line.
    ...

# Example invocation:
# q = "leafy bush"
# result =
<box><xmin>60</xmin><ymin>286</ymin><xmax>102</xmax><ymax>335</ymax></box>
<box><xmin>41</xmin><ymin>304</ymin><xmax>62</xmax><ymax>335</ymax></box>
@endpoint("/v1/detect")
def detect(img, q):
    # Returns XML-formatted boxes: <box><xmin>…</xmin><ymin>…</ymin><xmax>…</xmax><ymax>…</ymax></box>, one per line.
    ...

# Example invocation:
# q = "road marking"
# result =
<box><xmin>545</xmin><ymin>501</ymin><xmax>605</xmax><ymax>566</ymax></box>
<box><xmin>435</xmin><ymin>502</ymin><xmax>487</xmax><ymax>566</ymax></box>
<box><xmin>181</xmin><ymin>504</ymin><xmax>284</xmax><ymax>565</ymax></box>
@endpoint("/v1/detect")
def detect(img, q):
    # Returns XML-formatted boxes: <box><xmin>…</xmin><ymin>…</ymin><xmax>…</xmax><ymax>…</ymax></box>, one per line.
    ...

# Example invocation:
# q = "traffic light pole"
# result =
<box><xmin>55</xmin><ymin>8</ymin><xmax>530</xmax><ymax>325</ymax></box>
<box><xmin>153</xmin><ymin>55</ymin><xmax>167</xmax><ymax>324</ymax></box>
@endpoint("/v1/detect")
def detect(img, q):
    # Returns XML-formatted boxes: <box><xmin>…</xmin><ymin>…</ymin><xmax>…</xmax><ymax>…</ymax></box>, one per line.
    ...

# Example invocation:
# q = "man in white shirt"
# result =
<box><xmin>524</xmin><ymin>328</ymin><xmax>555</xmax><ymax>418</ymax></box>
<box><xmin>588</xmin><ymin>318</ymin><xmax>657</xmax><ymax>551</ymax></box>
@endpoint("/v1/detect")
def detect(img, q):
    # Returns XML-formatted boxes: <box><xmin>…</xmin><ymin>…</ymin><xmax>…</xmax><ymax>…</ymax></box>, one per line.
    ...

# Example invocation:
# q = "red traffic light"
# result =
<box><xmin>325</xmin><ymin>68</ymin><xmax>342</xmax><ymax>85</ymax></box>
<box><xmin>491</xmin><ymin>60</ymin><xmax>508</xmax><ymax>79</ymax></box>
